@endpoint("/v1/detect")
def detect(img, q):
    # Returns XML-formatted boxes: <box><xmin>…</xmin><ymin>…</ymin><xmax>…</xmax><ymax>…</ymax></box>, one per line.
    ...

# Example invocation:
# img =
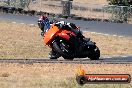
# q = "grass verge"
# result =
<box><xmin>0</xmin><ymin>63</ymin><xmax>132</xmax><ymax>88</ymax></box>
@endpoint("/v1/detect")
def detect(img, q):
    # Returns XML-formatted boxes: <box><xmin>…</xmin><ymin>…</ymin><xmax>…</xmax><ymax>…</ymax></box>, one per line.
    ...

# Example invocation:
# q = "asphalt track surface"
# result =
<box><xmin>0</xmin><ymin>56</ymin><xmax>132</xmax><ymax>64</ymax></box>
<box><xmin>0</xmin><ymin>13</ymin><xmax>132</xmax><ymax>64</ymax></box>
<box><xmin>0</xmin><ymin>13</ymin><xmax>132</xmax><ymax>37</ymax></box>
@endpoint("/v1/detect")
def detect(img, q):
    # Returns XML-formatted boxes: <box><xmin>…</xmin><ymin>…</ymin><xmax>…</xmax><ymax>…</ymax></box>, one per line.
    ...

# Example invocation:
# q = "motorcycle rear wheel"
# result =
<box><xmin>88</xmin><ymin>47</ymin><xmax>100</xmax><ymax>60</ymax></box>
<box><xmin>53</xmin><ymin>39</ymin><xmax>74</xmax><ymax>60</ymax></box>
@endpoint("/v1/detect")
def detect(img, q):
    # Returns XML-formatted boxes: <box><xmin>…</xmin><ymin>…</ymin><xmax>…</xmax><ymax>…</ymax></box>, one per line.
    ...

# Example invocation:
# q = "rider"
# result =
<box><xmin>38</xmin><ymin>15</ymin><xmax>51</xmax><ymax>36</ymax></box>
<box><xmin>38</xmin><ymin>15</ymin><xmax>84</xmax><ymax>59</ymax></box>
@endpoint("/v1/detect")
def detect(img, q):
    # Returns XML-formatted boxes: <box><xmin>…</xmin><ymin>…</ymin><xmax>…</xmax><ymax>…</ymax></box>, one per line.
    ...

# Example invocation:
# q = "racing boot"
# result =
<box><xmin>41</xmin><ymin>31</ymin><xmax>44</xmax><ymax>36</ymax></box>
<box><xmin>49</xmin><ymin>50</ymin><xmax>60</xmax><ymax>59</ymax></box>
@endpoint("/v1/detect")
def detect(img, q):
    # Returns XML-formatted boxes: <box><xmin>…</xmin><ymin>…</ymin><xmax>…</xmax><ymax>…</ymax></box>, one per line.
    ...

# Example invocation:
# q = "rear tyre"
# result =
<box><xmin>53</xmin><ymin>39</ymin><xmax>74</xmax><ymax>60</ymax></box>
<box><xmin>89</xmin><ymin>47</ymin><xmax>100</xmax><ymax>60</ymax></box>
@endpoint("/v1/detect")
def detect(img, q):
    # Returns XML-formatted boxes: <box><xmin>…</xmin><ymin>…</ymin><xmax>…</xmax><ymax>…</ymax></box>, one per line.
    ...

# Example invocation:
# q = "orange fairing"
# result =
<box><xmin>44</xmin><ymin>24</ymin><xmax>59</xmax><ymax>45</ymax></box>
<box><xmin>57</xmin><ymin>30</ymin><xmax>75</xmax><ymax>40</ymax></box>
<box><xmin>44</xmin><ymin>24</ymin><xmax>76</xmax><ymax>45</ymax></box>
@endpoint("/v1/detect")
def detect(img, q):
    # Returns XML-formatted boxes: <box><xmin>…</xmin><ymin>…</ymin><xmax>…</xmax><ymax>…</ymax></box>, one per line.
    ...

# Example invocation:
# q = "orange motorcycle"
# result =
<box><xmin>43</xmin><ymin>23</ymin><xmax>100</xmax><ymax>60</ymax></box>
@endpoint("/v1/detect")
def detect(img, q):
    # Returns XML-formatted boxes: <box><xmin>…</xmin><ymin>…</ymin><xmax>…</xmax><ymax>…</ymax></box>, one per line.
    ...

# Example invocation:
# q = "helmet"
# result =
<box><xmin>39</xmin><ymin>15</ymin><xmax>46</xmax><ymax>21</ymax></box>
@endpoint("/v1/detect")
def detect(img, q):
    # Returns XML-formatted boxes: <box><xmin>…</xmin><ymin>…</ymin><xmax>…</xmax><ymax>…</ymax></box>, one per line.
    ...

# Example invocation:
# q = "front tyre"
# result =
<box><xmin>52</xmin><ymin>39</ymin><xmax>74</xmax><ymax>60</ymax></box>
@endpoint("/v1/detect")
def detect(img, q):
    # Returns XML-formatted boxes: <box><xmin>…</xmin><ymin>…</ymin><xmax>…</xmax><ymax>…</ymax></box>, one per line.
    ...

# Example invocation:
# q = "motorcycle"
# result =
<box><xmin>43</xmin><ymin>23</ymin><xmax>100</xmax><ymax>60</ymax></box>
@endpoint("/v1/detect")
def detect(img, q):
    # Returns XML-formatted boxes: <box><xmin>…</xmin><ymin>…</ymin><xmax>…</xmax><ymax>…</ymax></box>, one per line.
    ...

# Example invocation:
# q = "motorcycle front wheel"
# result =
<box><xmin>52</xmin><ymin>39</ymin><xmax>74</xmax><ymax>60</ymax></box>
